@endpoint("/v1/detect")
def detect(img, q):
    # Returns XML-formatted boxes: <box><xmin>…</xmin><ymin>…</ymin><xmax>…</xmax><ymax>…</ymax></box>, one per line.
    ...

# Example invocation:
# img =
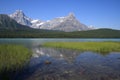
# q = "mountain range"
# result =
<box><xmin>0</xmin><ymin>10</ymin><xmax>120</xmax><ymax>38</ymax></box>
<box><xmin>9</xmin><ymin>10</ymin><xmax>92</xmax><ymax>32</ymax></box>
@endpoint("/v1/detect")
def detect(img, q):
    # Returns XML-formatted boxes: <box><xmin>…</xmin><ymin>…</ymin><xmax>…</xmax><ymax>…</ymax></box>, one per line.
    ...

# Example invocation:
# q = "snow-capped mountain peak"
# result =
<box><xmin>9</xmin><ymin>10</ymin><xmax>32</xmax><ymax>26</ymax></box>
<box><xmin>9</xmin><ymin>10</ymin><xmax>93</xmax><ymax>32</ymax></box>
<box><xmin>9</xmin><ymin>10</ymin><xmax>24</xmax><ymax>17</ymax></box>
<box><xmin>67</xmin><ymin>13</ymin><xmax>75</xmax><ymax>18</ymax></box>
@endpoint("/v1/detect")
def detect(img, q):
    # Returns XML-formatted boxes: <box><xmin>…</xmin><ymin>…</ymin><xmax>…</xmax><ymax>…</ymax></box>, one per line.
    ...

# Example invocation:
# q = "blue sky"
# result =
<box><xmin>0</xmin><ymin>0</ymin><xmax>120</xmax><ymax>29</ymax></box>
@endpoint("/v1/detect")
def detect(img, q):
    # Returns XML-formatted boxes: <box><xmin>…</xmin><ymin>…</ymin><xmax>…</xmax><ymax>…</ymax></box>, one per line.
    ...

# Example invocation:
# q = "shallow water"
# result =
<box><xmin>0</xmin><ymin>38</ymin><xmax>120</xmax><ymax>80</ymax></box>
<box><xmin>19</xmin><ymin>47</ymin><xmax>120</xmax><ymax>80</ymax></box>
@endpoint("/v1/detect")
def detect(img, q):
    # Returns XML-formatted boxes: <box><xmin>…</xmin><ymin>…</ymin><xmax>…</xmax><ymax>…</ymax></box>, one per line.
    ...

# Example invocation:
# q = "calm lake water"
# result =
<box><xmin>0</xmin><ymin>38</ymin><xmax>120</xmax><ymax>80</ymax></box>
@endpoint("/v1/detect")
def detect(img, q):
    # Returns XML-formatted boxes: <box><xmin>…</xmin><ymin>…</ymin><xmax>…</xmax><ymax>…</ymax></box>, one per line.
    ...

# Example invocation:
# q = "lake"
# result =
<box><xmin>0</xmin><ymin>38</ymin><xmax>120</xmax><ymax>80</ymax></box>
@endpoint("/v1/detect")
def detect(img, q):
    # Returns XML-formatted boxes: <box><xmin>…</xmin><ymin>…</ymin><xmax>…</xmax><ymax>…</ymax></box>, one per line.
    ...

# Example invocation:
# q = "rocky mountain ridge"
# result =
<box><xmin>0</xmin><ymin>14</ymin><xmax>30</xmax><ymax>30</ymax></box>
<box><xmin>9</xmin><ymin>10</ymin><xmax>92</xmax><ymax>32</ymax></box>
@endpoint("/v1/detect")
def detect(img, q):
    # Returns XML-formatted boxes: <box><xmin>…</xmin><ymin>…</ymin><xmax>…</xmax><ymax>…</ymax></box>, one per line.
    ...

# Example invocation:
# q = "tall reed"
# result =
<box><xmin>0</xmin><ymin>44</ymin><xmax>31</xmax><ymax>72</ymax></box>
<box><xmin>43</xmin><ymin>42</ymin><xmax>120</xmax><ymax>53</ymax></box>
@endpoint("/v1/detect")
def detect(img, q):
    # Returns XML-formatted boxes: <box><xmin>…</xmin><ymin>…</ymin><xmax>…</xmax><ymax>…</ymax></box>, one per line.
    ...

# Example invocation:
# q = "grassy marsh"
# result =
<box><xmin>43</xmin><ymin>42</ymin><xmax>120</xmax><ymax>53</ymax></box>
<box><xmin>0</xmin><ymin>44</ymin><xmax>31</xmax><ymax>72</ymax></box>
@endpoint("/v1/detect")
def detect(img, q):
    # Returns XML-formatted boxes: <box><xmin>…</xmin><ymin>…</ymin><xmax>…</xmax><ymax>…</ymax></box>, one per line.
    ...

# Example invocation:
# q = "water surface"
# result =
<box><xmin>0</xmin><ymin>38</ymin><xmax>120</xmax><ymax>80</ymax></box>
<box><xmin>0</xmin><ymin>38</ymin><xmax>120</xmax><ymax>47</ymax></box>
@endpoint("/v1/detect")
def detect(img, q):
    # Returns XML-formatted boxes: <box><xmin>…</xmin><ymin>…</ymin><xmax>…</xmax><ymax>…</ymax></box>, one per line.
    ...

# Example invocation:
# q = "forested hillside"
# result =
<box><xmin>0</xmin><ymin>29</ymin><xmax>120</xmax><ymax>38</ymax></box>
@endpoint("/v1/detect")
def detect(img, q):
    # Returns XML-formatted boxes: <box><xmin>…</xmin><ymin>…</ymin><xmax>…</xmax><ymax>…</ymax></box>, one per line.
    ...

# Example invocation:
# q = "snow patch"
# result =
<box><xmin>36</xmin><ymin>22</ymin><xmax>44</xmax><ymax>27</ymax></box>
<box><xmin>31</xmin><ymin>20</ymin><xmax>39</xmax><ymax>23</ymax></box>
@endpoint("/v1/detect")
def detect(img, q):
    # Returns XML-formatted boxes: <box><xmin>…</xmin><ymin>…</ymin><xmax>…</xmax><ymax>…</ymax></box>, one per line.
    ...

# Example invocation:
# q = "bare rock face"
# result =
<box><xmin>0</xmin><ymin>14</ymin><xmax>30</xmax><ymax>30</ymax></box>
<box><xmin>9</xmin><ymin>10</ymin><xmax>93</xmax><ymax>32</ymax></box>
<box><xmin>39</xmin><ymin>13</ymin><xmax>90</xmax><ymax>32</ymax></box>
<box><xmin>9</xmin><ymin>10</ymin><xmax>32</xmax><ymax>26</ymax></box>
<box><xmin>50</xmin><ymin>13</ymin><xmax>89</xmax><ymax>32</ymax></box>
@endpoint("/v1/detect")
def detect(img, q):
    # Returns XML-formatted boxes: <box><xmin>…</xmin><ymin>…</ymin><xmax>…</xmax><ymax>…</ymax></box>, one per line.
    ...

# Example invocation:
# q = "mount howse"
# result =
<box><xmin>9</xmin><ymin>10</ymin><xmax>91</xmax><ymax>32</ymax></box>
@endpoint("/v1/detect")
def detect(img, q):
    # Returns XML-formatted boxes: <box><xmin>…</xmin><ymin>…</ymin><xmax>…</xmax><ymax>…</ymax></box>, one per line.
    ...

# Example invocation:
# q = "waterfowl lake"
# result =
<box><xmin>0</xmin><ymin>38</ymin><xmax>120</xmax><ymax>80</ymax></box>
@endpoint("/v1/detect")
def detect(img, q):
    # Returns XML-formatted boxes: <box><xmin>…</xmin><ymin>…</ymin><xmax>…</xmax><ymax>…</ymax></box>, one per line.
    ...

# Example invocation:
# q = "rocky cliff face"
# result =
<box><xmin>9</xmin><ymin>10</ymin><xmax>32</xmax><ymax>26</ymax></box>
<box><xmin>9</xmin><ymin>10</ymin><xmax>92</xmax><ymax>32</ymax></box>
<box><xmin>0</xmin><ymin>14</ymin><xmax>30</xmax><ymax>30</ymax></box>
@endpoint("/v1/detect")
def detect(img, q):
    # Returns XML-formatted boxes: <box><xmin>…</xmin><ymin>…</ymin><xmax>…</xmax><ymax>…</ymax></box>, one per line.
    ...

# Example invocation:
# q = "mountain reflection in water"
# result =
<box><xmin>0</xmin><ymin>38</ymin><xmax>120</xmax><ymax>80</ymax></box>
<box><xmin>21</xmin><ymin>47</ymin><xmax>120</xmax><ymax>80</ymax></box>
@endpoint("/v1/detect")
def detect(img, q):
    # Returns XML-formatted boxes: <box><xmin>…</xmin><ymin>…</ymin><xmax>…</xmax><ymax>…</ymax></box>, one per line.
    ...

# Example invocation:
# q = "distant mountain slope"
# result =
<box><xmin>0</xmin><ymin>14</ymin><xmax>30</xmax><ymax>30</ymax></box>
<box><xmin>9</xmin><ymin>10</ymin><xmax>92</xmax><ymax>32</ymax></box>
<box><xmin>40</xmin><ymin>13</ymin><xmax>90</xmax><ymax>32</ymax></box>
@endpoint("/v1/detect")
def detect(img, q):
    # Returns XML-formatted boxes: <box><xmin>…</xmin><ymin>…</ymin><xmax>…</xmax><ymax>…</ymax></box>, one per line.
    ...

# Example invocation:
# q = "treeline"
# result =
<box><xmin>0</xmin><ymin>14</ymin><xmax>120</xmax><ymax>38</ymax></box>
<box><xmin>0</xmin><ymin>28</ymin><xmax>120</xmax><ymax>38</ymax></box>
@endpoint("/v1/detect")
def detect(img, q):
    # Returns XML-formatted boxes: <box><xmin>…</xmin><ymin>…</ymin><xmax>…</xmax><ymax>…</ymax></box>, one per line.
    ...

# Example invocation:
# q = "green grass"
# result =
<box><xmin>43</xmin><ymin>42</ymin><xmax>120</xmax><ymax>53</ymax></box>
<box><xmin>0</xmin><ymin>44</ymin><xmax>32</xmax><ymax>72</ymax></box>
